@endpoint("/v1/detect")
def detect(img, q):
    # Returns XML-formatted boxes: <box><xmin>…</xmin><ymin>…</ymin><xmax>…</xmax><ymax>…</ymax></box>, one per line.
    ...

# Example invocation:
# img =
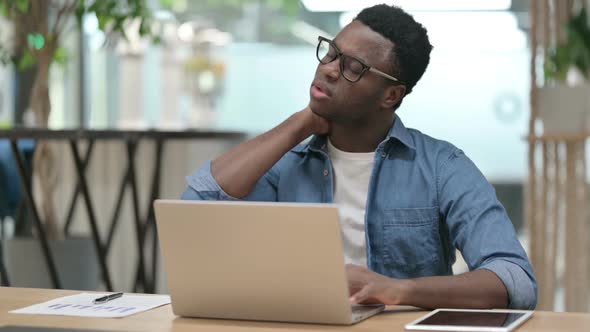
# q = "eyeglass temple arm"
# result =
<box><xmin>369</xmin><ymin>67</ymin><xmax>400</xmax><ymax>83</ymax></box>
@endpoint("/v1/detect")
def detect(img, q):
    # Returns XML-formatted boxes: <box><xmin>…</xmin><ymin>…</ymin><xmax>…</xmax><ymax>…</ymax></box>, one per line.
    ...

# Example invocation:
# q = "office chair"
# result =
<box><xmin>0</xmin><ymin>139</ymin><xmax>35</xmax><ymax>286</ymax></box>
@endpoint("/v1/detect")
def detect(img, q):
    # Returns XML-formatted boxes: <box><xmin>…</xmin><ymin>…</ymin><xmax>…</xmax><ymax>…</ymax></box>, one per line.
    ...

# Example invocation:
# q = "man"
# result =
<box><xmin>182</xmin><ymin>4</ymin><xmax>537</xmax><ymax>310</ymax></box>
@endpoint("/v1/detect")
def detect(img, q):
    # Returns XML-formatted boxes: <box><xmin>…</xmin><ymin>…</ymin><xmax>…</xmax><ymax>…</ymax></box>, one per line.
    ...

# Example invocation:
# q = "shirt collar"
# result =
<box><xmin>388</xmin><ymin>115</ymin><xmax>416</xmax><ymax>150</ymax></box>
<box><xmin>291</xmin><ymin>115</ymin><xmax>416</xmax><ymax>154</ymax></box>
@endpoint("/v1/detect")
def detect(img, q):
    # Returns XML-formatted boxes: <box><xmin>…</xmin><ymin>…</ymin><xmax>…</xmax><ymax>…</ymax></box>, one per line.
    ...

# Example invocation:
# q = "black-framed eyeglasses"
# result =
<box><xmin>316</xmin><ymin>36</ymin><xmax>403</xmax><ymax>84</ymax></box>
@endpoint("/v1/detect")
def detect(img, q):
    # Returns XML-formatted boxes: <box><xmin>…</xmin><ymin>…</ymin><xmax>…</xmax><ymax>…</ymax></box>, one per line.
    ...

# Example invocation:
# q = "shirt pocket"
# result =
<box><xmin>381</xmin><ymin>207</ymin><xmax>441</xmax><ymax>276</ymax></box>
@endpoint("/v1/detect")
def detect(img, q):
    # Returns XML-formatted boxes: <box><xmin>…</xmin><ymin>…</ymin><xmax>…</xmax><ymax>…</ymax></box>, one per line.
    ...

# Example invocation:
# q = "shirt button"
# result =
<box><xmin>381</xmin><ymin>152</ymin><xmax>387</xmax><ymax>158</ymax></box>
<box><xmin>323</xmin><ymin>169</ymin><xmax>329</xmax><ymax>176</ymax></box>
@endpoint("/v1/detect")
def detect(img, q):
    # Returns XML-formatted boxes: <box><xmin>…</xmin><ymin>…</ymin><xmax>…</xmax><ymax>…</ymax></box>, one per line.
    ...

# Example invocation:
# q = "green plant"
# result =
<box><xmin>544</xmin><ymin>8</ymin><xmax>590</xmax><ymax>82</ymax></box>
<box><xmin>0</xmin><ymin>0</ymin><xmax>158</xmax><ymax>237</ymax></box>
<box><xmin>0</xmin><ymin>0</ymin><xmax>160</xmax><ymax>124</ymax></box>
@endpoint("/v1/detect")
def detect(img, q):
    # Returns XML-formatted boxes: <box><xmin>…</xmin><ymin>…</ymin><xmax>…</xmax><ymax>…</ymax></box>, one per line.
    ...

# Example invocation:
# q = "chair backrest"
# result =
<box><xmin>0</xmin><ymin>139</ymin><xmax>35</xmax><ymax>217</ymax></box>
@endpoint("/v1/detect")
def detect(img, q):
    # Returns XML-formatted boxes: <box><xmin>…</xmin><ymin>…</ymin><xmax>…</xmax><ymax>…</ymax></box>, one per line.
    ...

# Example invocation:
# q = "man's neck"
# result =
<box><xmin>328</xmin><ymin>115</ymin><xmax>395</xmax><ymax>153</ymax></box>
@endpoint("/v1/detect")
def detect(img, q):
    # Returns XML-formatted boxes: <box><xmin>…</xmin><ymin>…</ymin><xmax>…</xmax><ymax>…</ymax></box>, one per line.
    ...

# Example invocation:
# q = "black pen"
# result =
<box><xmin>93</xmin><ymin>292</ymin><xmax>124</xmax><ymax>305</ymax></box>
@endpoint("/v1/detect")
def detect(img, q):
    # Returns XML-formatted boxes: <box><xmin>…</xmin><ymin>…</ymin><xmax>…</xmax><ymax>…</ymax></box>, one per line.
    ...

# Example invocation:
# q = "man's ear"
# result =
<box><xmin>381</xmin><ymin>85</ymin><xmax>406</xmax><ymax>109</ymax></box>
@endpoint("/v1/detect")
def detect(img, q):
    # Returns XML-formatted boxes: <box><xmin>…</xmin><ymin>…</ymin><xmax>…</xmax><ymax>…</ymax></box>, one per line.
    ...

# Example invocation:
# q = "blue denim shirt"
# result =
<box><xmin>182</xmin><ymin>116</ymin><xmax>537</xmax><ymax>309</ymax></box>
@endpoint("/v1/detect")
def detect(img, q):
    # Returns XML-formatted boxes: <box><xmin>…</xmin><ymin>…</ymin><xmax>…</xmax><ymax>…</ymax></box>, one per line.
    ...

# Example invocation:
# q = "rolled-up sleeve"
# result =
<box><xmin>182</xmin><ymin>160</ymin><xmax>279</xmax><ymax>201</ymax></box>
<box><xmin>479</xmin><ymin>259</ymin><xmax>537</xmax><ymax>309</ymax></box>
<box><xmin>438</xmin><ymin>149</ymin><xmax>537</xmax><ymax>309</ymax></box>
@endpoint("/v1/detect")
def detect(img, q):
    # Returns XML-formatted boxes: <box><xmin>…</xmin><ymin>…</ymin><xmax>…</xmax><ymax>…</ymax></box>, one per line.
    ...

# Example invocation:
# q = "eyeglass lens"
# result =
<box><xmin>317</xmin><ymin>39</ymin><xmax>366</xmax><ymax>82</ymax></box>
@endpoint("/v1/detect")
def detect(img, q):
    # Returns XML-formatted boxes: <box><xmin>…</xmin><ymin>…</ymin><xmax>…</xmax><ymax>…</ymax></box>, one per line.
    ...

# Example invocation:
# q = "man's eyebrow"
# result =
<box><xmin>333</xmin><ymin>38</ymin><xmax>368</xmax><ymax>63</ymax></box>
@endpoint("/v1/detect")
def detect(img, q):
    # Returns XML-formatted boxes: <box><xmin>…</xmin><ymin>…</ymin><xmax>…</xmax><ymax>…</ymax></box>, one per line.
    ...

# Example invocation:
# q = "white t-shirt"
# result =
<box><xmin>327</xmin><ymin>139</ymin><xmax>375</xmax><ymax>267</ymax></box>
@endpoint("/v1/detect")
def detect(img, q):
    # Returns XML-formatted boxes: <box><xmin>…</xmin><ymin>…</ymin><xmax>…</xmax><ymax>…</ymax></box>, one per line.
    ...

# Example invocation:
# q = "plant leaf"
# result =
<box><xmin>545</xmin><ymin>7</ymin><xmax>590</xmax><ymax>81</ymax></box>
<box><xmin>0</xmin><ymin>2</ymin><xmax>7</xmax><ymax>17</ymax></box>
<box><xmin>159</xmin><ymin>0</ymin><xmax>174</xmax><ymax>9</ymax></box>
<box><xmin>15</xmin><ymin>0</ymin><xmax>28</xmax><ymax>13</ymax></box>
<box><xmin>75</xmin><ymin>1</ymin><xmax>86</xmax><ymax>27</ymax></box>
<box><xmin>53</xmin><ymin>46</ymin><xmax>68</xmax><ymax>65</ymax></box>
<box><xmin>17</xmin><ymin>49</ymin><xmax>36</xmax><ymax>70</ymax></box>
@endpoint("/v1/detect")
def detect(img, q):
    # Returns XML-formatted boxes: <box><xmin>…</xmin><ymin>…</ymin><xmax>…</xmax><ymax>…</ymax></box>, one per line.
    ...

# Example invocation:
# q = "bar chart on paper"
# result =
<box><xmin>9</xmin><ymin>293</ymin><xmax>171</xmax><ymax>318</ymax></box>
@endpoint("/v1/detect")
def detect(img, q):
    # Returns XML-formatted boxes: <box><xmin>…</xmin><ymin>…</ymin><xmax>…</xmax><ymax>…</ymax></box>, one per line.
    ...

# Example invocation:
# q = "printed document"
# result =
<box><xmin>9</xmin><ymin>293</ymin><xmax>171</xmax><ymax>318</ymax></box>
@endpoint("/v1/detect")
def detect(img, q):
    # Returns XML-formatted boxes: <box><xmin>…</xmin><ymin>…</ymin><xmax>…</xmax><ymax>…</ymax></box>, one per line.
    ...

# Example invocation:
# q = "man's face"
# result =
<box><xmin>309</xmin><ymin>20</ymin><xmax>397</xmax><ymax>124</ymax></box>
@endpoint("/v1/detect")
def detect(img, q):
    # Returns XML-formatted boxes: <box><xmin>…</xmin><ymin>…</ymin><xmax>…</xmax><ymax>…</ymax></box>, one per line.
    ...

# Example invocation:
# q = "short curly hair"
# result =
<box><xmin>355</xmin><ymin>4</ymin><xmax>432</xmax><ymax>95</ymax></box>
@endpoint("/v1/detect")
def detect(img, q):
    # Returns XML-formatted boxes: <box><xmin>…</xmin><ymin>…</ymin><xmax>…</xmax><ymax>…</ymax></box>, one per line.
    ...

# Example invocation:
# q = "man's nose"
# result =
<box><xmin>319</xmin><ymin>58</ymin><xmax>340</xmax><ymax>81</ymax></box>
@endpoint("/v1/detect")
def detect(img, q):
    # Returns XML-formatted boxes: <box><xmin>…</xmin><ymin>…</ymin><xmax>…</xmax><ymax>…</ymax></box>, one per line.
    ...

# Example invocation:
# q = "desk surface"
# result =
<box><xmin>1</xmin><ymin>287</ymin><xmax>589</xmax><ymax>331</ymax></box>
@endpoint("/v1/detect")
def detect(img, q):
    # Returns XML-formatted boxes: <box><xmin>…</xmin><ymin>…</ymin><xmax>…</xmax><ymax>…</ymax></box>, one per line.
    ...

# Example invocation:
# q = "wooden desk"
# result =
<box><xmin>1</xmin><ymin>288</ymin><xmax>589</xmax><ymax>331</ymax></box>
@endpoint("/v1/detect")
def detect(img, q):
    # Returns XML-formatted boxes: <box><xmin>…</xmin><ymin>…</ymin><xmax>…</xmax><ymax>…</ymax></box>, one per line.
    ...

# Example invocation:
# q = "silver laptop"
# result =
<box><xmin>154</xmin><ymin>199</ymin><xmax>385</xmax><ymax>325</ymax></box>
